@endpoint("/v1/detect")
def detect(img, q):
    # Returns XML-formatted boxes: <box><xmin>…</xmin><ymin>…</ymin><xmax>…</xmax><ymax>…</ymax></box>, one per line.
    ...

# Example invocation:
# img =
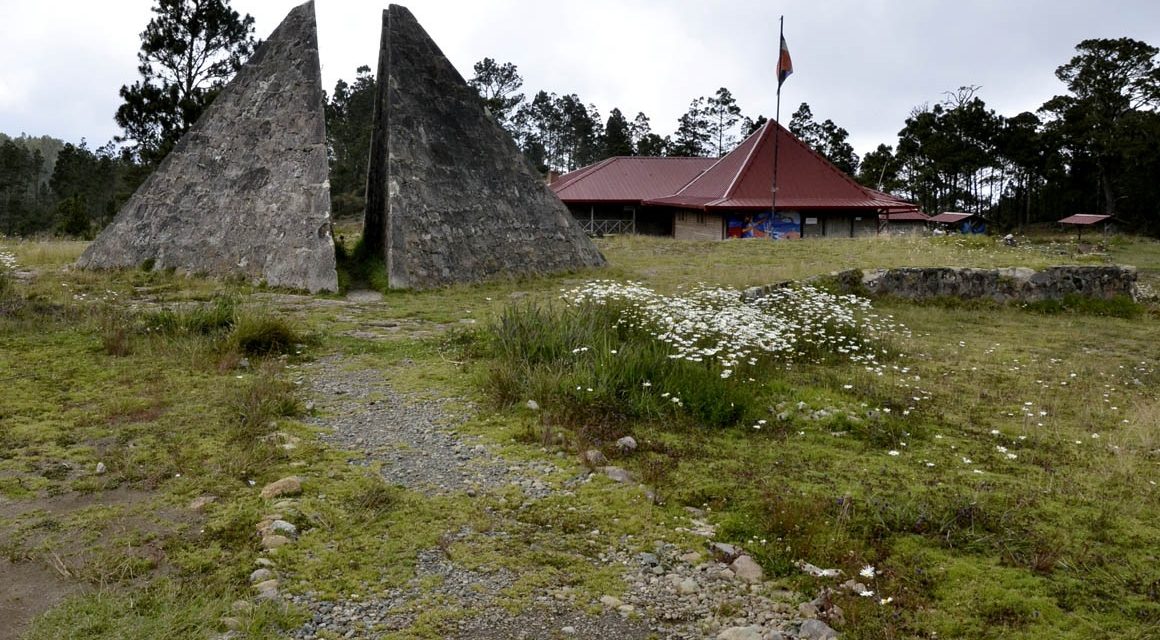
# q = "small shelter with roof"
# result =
<box><xmin>1058</xmin><ymin>213</ymin><xmax>1116</xmax><ymax>244</ymax></box>
<box><xmin>929</xmin><ymin>211</ymin><xmax>987</xmax><ymax>235</ymax></box>
<box><xmin>551</xmin><ymin>121</ymin><xmax>916</xmax><ymax>241</ymax></box>
<box><xmin>880</xmin><ymin>208</ymin><xmax>931</xmax><ymax>235</ymax></box>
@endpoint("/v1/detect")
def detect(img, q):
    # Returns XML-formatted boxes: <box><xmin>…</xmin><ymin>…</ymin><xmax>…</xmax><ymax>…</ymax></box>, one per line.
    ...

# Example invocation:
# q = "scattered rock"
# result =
<box><xmin>249</xmin><ymin>568</ymin><xmax>275</xmax><ymax>583</ymax></box>
<box><xmin>677</xmin><ymin>577</ymin><xmax>699</xmax><ymax>594</ymax></box>
<box><xmin>796</xmin><ymin>561</ymin><xmax>841</xmax><ymax>578</ymax></box>
<box><xmin>526</xmin><ymin>399</ymin><xmax>540</xmax><ymax>411</ymax></box>
<box><xmin>615</xmin><ymin>436</ymin><xmax>638</xmax><ymax>452</ymax></box>
<box><xmin>798</xmin><ymin>602</ymin><xmax>819</xmax><ymax>619</ymax></box>
<box><xmin>583</xmin><ymin>449</ymin><xmax>609</xmax><ymax>467</ymax></box>
<box><xmin>798</xmin><ymin>618</ymin><xmax>839</xmax><ymax>640</ymax></box>
<box><xmin>717</xmin><ymin>625</ymin><xmax>763</xmax><ymax>640</ymax></box>
<box><xmin>231</xmin><ymin>600</ymin><xmax>253</xmax><ymax>613</ymax></box>
<box><xmin>561</xmin><ymin>626</ymin><xmax>576</xmax><ymax>635</ymax></box>
<box><xmin>639</xmin><ymin>552</ymin><xmax>659</xmax><ymax>567</ymax></box>
<box><xmin>269</xmin><ymin>519</ymin><xmax>298</xmax><ymax>537</ymax></box>
<box><xmin>188</xmin><ymin>495</ymin><xmax>217</xmax><ymax>512</ymax></box>
<box><xmin>617</xmin><ymin>604</ymin><xmax>635</xmax><ymax>615</ymax></box>
<box><xmin>261</xmin><ymin>535</ymin><xmax>291</xmax><ymax>550</ymax></box>
<box><xmin>220</xmin><ymin>616</ymin><xmax>243</xmax><ymax>631</ymax></box>
<box><xmin>679</xmin><ymin>551</ymin><xmax>702</xmax><ymax>564</ymax></box>
<box><xmin>601</xmin><ymin>466</ymin><xmax>633</xmax><ymax>483</ymax></box>
<box><xmin>730</xmin><ymin>555</ymin><xmax>764</xmax><ymax>584</ymax></box>
<box><xmin>709</xmin><ymin>542</ymin><xmax>741</xmax><ymax>563</ymax></box>
<box><xmin>253</xmin><ymin>579</ymin><xmax>280</xmax><ymax>601</ymax></box>
<box><xmin>715</xmin><ymin>568</ymin><xmax>735</xmax><ymax>581</ymax></box>
<box><xmin>599</xmin><ymin>595</ymin><xmax>623</xmax><ymax>609</ymax></box>
<box><xmin>95</xmin><ymin>462</ymin><xmax>107</xmax><ymax>475</ymax></box>
<box><xmin>260</xmin><ymin>476</ymin><xmax>302</xmax><ymax>499</ymax></box>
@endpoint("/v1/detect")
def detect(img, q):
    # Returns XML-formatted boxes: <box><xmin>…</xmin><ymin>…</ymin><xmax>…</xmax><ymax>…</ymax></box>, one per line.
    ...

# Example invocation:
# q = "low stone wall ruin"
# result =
<box><xmin>842</xmin><ymin>266</ymin><xmax>1137</xmax><ymax>303</ymax></box>
<box><xmin>741</xmin><ymin>265</ymin><xmax>1138</xmax><ymax>304</ymax></box>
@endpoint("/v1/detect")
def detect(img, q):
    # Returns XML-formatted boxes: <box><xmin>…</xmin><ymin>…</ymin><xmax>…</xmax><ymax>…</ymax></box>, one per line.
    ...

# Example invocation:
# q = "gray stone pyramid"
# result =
<box><xmin>363</xmin><ymin>4</ymin><xmax>605</xmax><ymax>290</ymax></box>
<box><xmin>77</xmin><ymin>1</ymin><xmax>337</xmax><ymax>293</ymax></box>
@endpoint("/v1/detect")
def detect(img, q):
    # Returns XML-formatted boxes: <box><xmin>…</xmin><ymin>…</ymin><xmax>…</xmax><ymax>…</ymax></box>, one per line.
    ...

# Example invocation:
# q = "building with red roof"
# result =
<box><xmin>551</xmin><ymin>157</ymin><xmax>716</xmax><ymax>236</ymax></box>
<box><xmin>550</xmin><ymin>120</ymin><xmax>916</xmax><ymax>240</ymax></box>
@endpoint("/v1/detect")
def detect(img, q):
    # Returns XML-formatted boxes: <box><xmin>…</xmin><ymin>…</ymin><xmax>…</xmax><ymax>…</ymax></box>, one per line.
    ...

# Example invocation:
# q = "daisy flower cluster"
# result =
<box><xmin>561</xmin><ymin>280</ymin><xmax>905</xmax><ymax>376</ymax></box>
<box><xmin>0</xmin><ymin>249</ymin><xmax>17</xmax><ymax>272</ymax></box>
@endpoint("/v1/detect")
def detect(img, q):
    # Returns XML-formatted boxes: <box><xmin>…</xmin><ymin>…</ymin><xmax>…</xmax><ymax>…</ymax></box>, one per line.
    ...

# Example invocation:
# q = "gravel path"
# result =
<box><xmin>281</xmin><ymin>323</ymin><xmax>831</xmax><ymax>639</ymax></box>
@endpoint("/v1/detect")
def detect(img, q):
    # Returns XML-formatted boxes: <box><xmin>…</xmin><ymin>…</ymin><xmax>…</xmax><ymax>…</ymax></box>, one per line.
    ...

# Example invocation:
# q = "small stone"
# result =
<box><xmin>617</xmin><ymin>604</ymin><xmax>635</xmax><ymax>615</ymax></box>
<box><xmin>95</xmin><ymin>462</ymin><xmax>107</xmax><ymax>475</ymax></box>
<box><xmin>615</xmin><ymin>436</ymin><xmax>638</xmax><ymax>452</ymax></box>
<box><xmin>232</xmin><ymin>601</ymin><xmax>253</xmax><ymax>615</ymax></box>
<box><xmin>716</xmin><ymin>568</ymin><xmax>735</xmax><ymax>581</ymax></box>
<box><xmin>709</xmin><ymin>542</ymin><xmax>740</xmax><ymax>562</ymax></box>
<box><xmin>269</xmin><ymin>519</ymin><xmax>297</xmax><ymax>537</ymax></box>
<box><xmin>261</xmin><ymin>534</ymin><xmax>291</xmax><ymax>549</ymax></box>
<box><xmin>730</xmin><ymin>555</ymin><xmax>764</xmax><ymax>584</ymax></box>
<box><xmin>678</xmin><ymin>577</ymin><xmax>699</xmax><ymax>594</ymax></box>
<box><xmin>249</xmin><ymin>568</ymin><xmax>275</xmax><ymax>583</ymax></box>
<box><xmin>798</xmin><ymin>602</ymin><xmax>819</xmax><ymax>619</ymax></box>
<box><xmin>583</xmin><ymin>449</ymin><xmax>608</xmax><ymax>467</ymax></box>
<box><xmin>526</xmin><ymin>399</ymin><xmax>540</xmax><ymax>411</ymax></box>
<box><xmin>260</xmin><ymin>476</ymin><xmax>302</xmax><ymax>499</ymax></box>
<box><xmin>561</xmin><ymin>627</ymin><xmax>576</xmax><ymax>635</ymax></box>
<box><xmin>599</xmin><ymin>595</ymin><xmax>623</xmax><ymax>609</ymax></box>
<box><xmin>253</xmin><ymin>578</ymin><xmax>279</xmax><ymax>594</ymax></box>
<box><xmin>639</xmin><ymin>552</ymin><xmax>659</xmax><ymax>567</ymax></box>
<box><xmin>238</xmin><ymin>357</ymin><xmax>250</xmax><ymax>369</ymax></box>
<box><xmin>679</xmin><ymin>551</ymin><xmax>702</xmax><ymax>564</ymax></box>
<box><xmin>716</xmin><ymin>626</ymin><xmax>763</xmax><ymax>640</ymax></box>
<box><xmin>254</xmin><ymin>558</ymin><xmax>274</xmax><ymax>568</ymax></box>
<box><xmin>601</xmin><ymin>466</ymin><xmax>632</xmax><ymax>483</ymax></box>
<box><xmin>220</xmin><ymin>617</ymin><xmax>243</xmax><ymax>631</ymax></box>
<box><xmin>798</xmin><ymin>619</ymin><xmax>838</xmax><ymax>640</ymax></box>
<box><xmin>188</xmin><ymin>496</ymin><xmax>216</xmax><ymax>512</ymax></box>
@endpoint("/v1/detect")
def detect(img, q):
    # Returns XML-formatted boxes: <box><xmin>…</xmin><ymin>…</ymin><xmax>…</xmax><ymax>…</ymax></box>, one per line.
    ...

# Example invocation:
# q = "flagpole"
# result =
<box><xmin>772</xmin><ymin>15</ymin><xmax>784</xmax><ymax>234</ymax></box>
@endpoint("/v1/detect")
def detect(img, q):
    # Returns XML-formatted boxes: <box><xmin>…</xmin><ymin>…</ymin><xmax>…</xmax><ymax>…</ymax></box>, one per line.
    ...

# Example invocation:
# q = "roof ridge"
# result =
<box><xmin>770</xmin><ymin>120</ymin><xmax>881</xmax><ymax>201</ymax></box>
<box><xmin>553</xmin><ymin>157</ymin><xmax>615</xmax><ymax>194</ymax></box>
<box><xmin>722</xmin><ymin>124</ymin><xmax>766</xmax><ymax>200</ymax></box>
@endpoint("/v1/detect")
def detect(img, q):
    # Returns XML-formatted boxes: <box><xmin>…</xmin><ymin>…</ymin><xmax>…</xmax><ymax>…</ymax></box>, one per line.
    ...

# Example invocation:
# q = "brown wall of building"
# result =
<box><xmin>674</xmin><ymin>210</ymin><xmax>724</xmax><ymax>241</ymax></box>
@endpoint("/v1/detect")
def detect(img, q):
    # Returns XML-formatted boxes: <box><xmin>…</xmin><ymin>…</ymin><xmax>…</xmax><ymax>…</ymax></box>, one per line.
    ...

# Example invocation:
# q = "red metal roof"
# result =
<box><xmin>550</xmin><ymin>157</ymin><xmax>716</xmax><ymax>204</ymax></box>
<box><xmin>929</xmin><ymin>212</ymin><xmax>978</xmax><ymax>224</ymax></box>
<box><xmin>644</xmin><ymin>121</ymin><xmax>914</xmax><ymax>211</ymax></box>
<box><xmin>1058</xmin><ymin>213</ymin><xmax>1112</xmax><ymax>225</ymax></box>
<box><xmin>881</xmin><ymin>209</ymin><xmax>930</xmax><ymax>222</ymax></box>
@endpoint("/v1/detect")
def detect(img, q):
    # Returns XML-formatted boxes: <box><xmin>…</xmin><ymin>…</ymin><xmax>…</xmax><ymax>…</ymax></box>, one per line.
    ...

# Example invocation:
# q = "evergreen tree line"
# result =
<box><xmin>0</xmin><ymin>135</ymin><xmax>146</xmax><ymax>238</ymax></box>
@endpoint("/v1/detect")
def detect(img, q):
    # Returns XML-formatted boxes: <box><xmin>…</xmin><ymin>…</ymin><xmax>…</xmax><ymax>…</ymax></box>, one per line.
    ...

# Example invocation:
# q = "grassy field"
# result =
<box><xmin>1</xmin><ymin>232</ymin><xmax>1157</xmax><ymax>639</ymax></box>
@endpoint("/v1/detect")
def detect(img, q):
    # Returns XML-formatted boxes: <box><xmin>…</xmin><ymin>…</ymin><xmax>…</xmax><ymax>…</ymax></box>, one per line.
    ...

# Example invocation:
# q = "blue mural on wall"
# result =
<box><xmin>726</xmin><ymin>211</ymin><xmax>800</xmax><ymax>239</ymax></box>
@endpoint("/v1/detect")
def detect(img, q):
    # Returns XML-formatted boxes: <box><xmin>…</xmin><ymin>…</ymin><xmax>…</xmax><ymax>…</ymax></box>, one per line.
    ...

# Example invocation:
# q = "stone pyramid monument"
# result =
<box><xmin>77</xmin><ymin>1</ymin><xmax>338</xmax><ymax>293</ymax></box>
<box><xmin>363</xmin><ymin>5</ymin><xmax>605</xmax><ymax>290</ymax></box>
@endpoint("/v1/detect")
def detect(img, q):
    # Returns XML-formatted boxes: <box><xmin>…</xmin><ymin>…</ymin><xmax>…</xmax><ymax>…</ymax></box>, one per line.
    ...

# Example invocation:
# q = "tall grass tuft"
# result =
<box><xmin>483</xmin><ymin>301</ymin><xmax>768</xmax><ymax>430</ymax></box>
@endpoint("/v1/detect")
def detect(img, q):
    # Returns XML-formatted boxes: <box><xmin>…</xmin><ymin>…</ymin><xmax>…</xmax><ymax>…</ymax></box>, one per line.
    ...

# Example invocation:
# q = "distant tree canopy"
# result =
<box><xmin>0</xmin><ymin>136</ymin><xmax>139</xmax><ymax>238</ymax></box>
<box><xmin>325</xmin><ymin>65</ymin><xmax>376</xmax><ymax>218</ymax></box>
<box><xmin>115</xmin><ymin>0</ymin><xmax>257</xmax><ymax>165</ymax></box>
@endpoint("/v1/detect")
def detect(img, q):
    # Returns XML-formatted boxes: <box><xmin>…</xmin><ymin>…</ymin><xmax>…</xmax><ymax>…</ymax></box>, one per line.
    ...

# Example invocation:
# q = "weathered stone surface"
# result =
<box><xmin>730</xmin><ymin>555</ymin><xmax>765</xmax><ymax>583</ymax></box>
<box><xmin>260</xmin><ymin>476</ymin><xmax>302</xmax><ymax>499</ymax></box>
<box><xmin>364</xmin><ymin>5</ymin><xmax>604</xmax><ymax>290</ymax></box>
<box><xmin>76</xmin><ymin>2</ymin><xmax>337</xmax><ymax>293</ymax></box>
<box><xmin>848</xmin><ymin>265</ymin><xmax>1137</xmax><ymax>303</ymax></box>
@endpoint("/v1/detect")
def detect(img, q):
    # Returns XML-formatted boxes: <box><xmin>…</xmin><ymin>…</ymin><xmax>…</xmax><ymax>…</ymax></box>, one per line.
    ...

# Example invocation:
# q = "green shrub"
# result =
<box><xmin>229</xmin><ymin>312</ymin><xmax>301</xmax><ymax>356</ymax></box>
<box><xmin>482</xmin><ymin>302</ymin><xmax>768</xmax><ymax>430</ymax></box>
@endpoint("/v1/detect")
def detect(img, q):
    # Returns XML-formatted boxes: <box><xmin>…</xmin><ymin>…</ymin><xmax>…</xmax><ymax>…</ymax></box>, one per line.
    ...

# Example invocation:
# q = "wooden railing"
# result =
<box><xmin>579</xmin><ymin>218</ymin><xmax>635</xmax><ymax>236</ymax></box>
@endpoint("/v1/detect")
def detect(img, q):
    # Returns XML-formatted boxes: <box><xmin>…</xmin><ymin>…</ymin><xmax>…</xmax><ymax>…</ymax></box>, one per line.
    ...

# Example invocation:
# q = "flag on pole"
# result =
<box><xmin>777</xmin><ymin>33</ymin><xmax>793</xmax><ymax>87</ymax></box>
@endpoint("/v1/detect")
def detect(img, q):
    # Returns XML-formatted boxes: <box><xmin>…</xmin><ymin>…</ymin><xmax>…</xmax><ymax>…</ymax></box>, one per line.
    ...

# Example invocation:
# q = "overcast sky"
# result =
<box><xmin>2</xmin><ymin>0</ymin><xmax>1159</xmax><ymax>158</ymax></box>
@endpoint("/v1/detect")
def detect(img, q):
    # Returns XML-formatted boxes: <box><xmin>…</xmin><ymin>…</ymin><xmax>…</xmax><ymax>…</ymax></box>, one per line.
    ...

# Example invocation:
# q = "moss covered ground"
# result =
<box><xmin>0</xmin><ymin>233</ymin><xmax>1157</xmax><ymax>639</ymax></box>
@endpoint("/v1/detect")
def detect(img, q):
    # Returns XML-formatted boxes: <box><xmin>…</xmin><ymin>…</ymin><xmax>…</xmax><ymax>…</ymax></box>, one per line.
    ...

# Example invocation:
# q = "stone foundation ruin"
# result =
<box><xmin>829</xmin><ymin>266</ymin><xmax>1138</xmax><ymax>303</ymax></box>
